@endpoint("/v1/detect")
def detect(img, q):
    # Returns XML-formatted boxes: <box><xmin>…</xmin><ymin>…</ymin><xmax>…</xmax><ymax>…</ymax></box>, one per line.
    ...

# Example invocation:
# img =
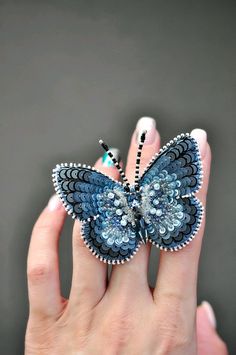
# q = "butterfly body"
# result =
<box><xmin>52</xmin><ymin>133</ymin><xmax>203</xmax><ymax>264</ymax></box>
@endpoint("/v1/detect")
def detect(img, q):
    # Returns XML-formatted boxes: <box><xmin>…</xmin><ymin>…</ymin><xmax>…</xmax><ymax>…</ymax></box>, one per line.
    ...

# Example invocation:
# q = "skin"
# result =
<box><xmin>25</xmin><ymin>125</ymin><xmax>228</xmax><ymax>355</ymax></box>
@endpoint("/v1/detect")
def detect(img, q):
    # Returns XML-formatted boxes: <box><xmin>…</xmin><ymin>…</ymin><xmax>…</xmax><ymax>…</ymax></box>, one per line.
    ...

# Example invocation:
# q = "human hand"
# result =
<box><xmin>25</xmin><ymin>117</ymin><xmax>228</xmax><ymax>355</ymax></box>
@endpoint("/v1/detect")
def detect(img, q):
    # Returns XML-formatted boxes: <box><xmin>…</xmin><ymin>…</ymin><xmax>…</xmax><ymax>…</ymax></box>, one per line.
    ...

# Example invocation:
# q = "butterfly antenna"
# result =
<box><xmin>134</xmin><ymin>130</ymin><xmax>147</xmax><ymax>191</ymax></box>
<box><xmin>99</xmin><ymin>139</ymin><xmax>130</xmax><ymax>192</ymax></box>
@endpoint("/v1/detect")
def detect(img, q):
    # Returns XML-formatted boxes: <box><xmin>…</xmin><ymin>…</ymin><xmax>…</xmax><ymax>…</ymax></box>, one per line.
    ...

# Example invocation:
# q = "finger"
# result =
<box><xmin>197</xmin><ymin>302</ymin><xmax>228</xmax><ymax>355</ymax></box>
<box><xmin>110</xmin><ymin>117</ymin><xmax>161</xmax><ymax>293</ymax></box>
<box><xmin>27</xmin><ymin>195</ymin><xmax>66</xmax><ymax>318</ymax></box>
<box><xmin>154</xmin><ymin>129</ymin><xmax>211</xmax><ymax>308</ymax></box>
<box><xmin>69</xmin><ymin>149</ymin><xmax>121</xmax><ymax>307</ymax></box>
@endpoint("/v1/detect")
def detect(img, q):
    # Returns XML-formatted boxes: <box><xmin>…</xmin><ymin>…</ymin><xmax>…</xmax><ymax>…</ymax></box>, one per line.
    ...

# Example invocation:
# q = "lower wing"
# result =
<box><xmin>52</xmin><ymin>163</ymin><xmax>141</xmax><ymax>263</ymax></box>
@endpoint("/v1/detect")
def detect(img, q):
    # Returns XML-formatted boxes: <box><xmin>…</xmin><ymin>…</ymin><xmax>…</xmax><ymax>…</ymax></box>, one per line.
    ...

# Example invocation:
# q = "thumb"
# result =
<box><xmin>197</xmin><ymin>301</ymin><xmax>228</xmax><ymax>355</ymax></box>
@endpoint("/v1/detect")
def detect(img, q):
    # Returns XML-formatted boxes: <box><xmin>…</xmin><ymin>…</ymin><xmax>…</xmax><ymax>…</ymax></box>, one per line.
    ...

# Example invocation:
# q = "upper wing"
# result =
<box><xmin>52</xmin><ymin>163</ymin><xmax>141</xmax><ymax>264</ymax></box>
<box><xmin>52</xmin><ymin>163</ymin><xmax>123</xmax><ymax>220</ymax></box>
<box><xmin>139</xmin><ymin>133</ymin><xmax>202</xmax><ymax>197</ymax></box>
<box><xmin>138</xmin><ymin>133</ymin><xmax>204</xmax><ymax>250</ymax></box>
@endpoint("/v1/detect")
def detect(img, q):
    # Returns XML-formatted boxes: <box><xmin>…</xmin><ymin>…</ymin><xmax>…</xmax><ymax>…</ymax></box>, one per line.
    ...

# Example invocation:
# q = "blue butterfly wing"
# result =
<box><xmin>140</xmin><ymin>133</ymin><xmax>202</xmax><ymax>196</ymax></box>
<box><xmin>139</xmin><ymin>134</ymin><xmax>204</xmax><ymax>250</ymax></box>
<box><xmin>52</xmin><ymin>163</ymin><xmax>140</xmax><ymax>263</ymax></box>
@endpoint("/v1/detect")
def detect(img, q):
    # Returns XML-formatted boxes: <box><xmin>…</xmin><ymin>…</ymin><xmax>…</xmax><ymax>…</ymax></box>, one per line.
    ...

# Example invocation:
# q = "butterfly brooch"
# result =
<box><xmin>52</xmin><ymin>131</ymin><xmax>203</xmax><ymax>265</ymax></box>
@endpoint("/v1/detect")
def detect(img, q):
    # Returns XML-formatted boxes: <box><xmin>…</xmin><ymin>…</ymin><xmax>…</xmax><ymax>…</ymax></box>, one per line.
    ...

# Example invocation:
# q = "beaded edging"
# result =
<box><xmin>52</xmin><ymin>132</ymin><xmax>204</xmax><ymax>263</ymax></box>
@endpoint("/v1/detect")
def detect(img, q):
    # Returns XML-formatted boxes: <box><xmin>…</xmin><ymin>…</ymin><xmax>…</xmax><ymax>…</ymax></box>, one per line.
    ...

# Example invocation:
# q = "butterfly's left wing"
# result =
<box><xmin>52</xmin><ymin>163</ymin><xmax>141</xmax><ymax>264</ymax></box>
<box><xmin>138</xmin><ymin>134</ymin><xmax>204</xmax><ymax>250</ymax></box>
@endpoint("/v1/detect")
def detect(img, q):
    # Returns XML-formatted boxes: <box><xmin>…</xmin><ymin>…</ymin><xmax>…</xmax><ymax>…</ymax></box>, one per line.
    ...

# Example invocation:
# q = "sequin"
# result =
<box><xmin>121</xmin><ymin>219</ymin><xmax>127</xmax><ymax>226</ymax></box>
<box><xmin>153</xmin><ymin>199</ymin><xmax>159</xmax><ymax>205</ymax></box>
<box><xmin>159</xmin><ymin>226</ymin><xmax>166</xmax><ymax>234</ymax></box>
<box><xmin>116</xmin><ymin>209</ymin><xmax>123</xmax><ymax>216</ymax></box>
<box><xmin>53</xmin><ymin>133</ymin><xmax>203</xmax><ymax>263</ymax></box>
<box><xmin>114</xmin><ymin>199</ymin><xmax>120</xmax><ymax>206</ymax></box>
<box><xmin>154</xmin><ymin>183</ymin><xmax>160</xmax><ymax>190</ymax></box>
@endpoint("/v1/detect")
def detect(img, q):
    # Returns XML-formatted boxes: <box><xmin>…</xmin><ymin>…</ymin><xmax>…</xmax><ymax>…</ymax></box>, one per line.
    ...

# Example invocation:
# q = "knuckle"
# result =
<box><xmin>154</xmin><ymin>295</ymin><xmax>193</xmax><ymax>352</ymax></box>
<box><xmin>158</xmin><ymin>335</ymin><xmax>191</xmax><ymax>354</ymax></box>
<box><xmin>27</xmin><ymin>264</ymin><xmax>53</xmax><ymax>283</ymax></box>
<box><xmin>101</xmin><ymin>310</ymin><xmax>133</xmax><ymax>347</ymax></box>
<box><xmin>25</xmin><ymin>319</ymin><xmax>56</xmax><ymax>353</ymax></box>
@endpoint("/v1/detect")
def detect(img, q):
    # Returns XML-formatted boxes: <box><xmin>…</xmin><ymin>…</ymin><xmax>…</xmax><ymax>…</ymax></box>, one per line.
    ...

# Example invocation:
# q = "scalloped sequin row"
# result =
<box><xmin>52</xmin><ymin>133</ymin><xmax>204</xmax><ymax>263</ymax></box>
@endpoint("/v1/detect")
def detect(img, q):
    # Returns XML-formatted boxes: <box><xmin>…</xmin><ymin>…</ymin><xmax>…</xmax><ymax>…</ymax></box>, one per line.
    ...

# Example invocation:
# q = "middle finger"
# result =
<box><xmin>109</xmin><ymin>117</ymin><xmax>161</xmax><ymax>294</ymax></box>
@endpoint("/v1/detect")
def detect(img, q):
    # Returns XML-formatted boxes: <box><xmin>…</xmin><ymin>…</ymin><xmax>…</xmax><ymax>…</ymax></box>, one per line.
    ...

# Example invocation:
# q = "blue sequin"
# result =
<box><xmin>53</xmin><ymin>134</ymin><xmax>203</xmax><ymax>263</ymax></box>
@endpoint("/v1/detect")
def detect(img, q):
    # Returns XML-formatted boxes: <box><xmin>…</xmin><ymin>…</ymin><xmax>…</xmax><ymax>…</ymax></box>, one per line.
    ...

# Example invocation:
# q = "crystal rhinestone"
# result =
<box><xmin>150</xmin><ymin>208</ymin><xmax>156</xmax><ymax>214</ymax></box>
<box><xmin>108</xmin><ymin>192</ymin><xmax>114</xmax><ymax>199</ymax></box>
<box><xmin>156</xmin><ymin>209</ymin><xmax>162</xmax><ymax>216</ymax></box>
<box><xmin>116</xmin><ymin>209</ymin><xmax>123</xmax><ymax>216</ymax></box>
<box><xmin>149</xmin><ymin>190</ymin><xmax>155</xmax><ymax>196</ymax></box>
<box><xmin>154</xmin><ymin>183</ymin><xmax>160</xmax><ymax>190</ymax></box>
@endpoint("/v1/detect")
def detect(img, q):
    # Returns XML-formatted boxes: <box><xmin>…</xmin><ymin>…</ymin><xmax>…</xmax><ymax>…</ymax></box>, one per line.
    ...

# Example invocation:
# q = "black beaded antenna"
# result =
<box><xmin>134</xmin><ymin>130</ymin><xmax>147</xmax><ymax>191</ymax></box>
<box><xmin>99</xmin><ymin>139</ymin><xmax>130</xmax><ymax>191</ymax></box>
<box><xmin>99</xmin><ymin>130</ymin><xmax>147</xmax><ymax>192</ymax></box>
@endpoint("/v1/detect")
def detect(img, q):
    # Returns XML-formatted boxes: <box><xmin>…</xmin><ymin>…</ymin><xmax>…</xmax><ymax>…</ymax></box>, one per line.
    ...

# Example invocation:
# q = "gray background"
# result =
<box><xmin>0</xmin><ymin>0</ymin><xmax>235</xmax><ymax>354</ymax></box>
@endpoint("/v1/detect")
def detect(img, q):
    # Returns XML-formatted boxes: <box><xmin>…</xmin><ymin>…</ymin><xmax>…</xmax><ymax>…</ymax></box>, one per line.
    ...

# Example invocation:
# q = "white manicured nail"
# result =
<box><xmin>201</xmin><ymin>301</ymin><xmax>217</xmax><ymax>329</ymax></box>
<box><xmin>47</xmin><ymin>194</ymin><xmax>62</xmax><ymax>211</ymax></box>
<box><xmin>191</xmin><ymin>128</ymin><xmax>207</xmax><ymax>158</ymax></box>
<box><xmin>136</xmin><ymin>117</ymin><xmax>156</xmax><ymax>145</ymax></box>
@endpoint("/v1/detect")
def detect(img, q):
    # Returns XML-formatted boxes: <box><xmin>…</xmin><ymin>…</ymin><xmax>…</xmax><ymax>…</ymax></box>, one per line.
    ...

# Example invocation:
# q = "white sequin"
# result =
<box><xmin>116</xmin><ymin>209</ymin><xmax>122</xmax><ymax>216</ymax></box>
<box><xmin>154</xmin><ymin>183</ymin><xmax>160</xmax><ymax>190</ymax></box>
<box><xmin>153</xmin><ymin>199</ymin><xmax>159</xmax><ymax>205</ymax></box>
<box><xmin>114</xmin><ymin>199</ymin><xmax>120</xmax><ymax>206</ymax></box>
<box><xmin>159</xmin><ymin>226</ymin><xmax>166</xmax><ymax>234</ymax></box>
<box><xmin>120</xmin><ymin>219</ymin><xmax>127</xmax><ymax>226</ymax></box>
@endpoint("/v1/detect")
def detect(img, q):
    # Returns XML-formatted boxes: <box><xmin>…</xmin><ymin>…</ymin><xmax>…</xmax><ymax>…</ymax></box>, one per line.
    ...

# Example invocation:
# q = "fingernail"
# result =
<box><xmin>191</xmin><ymin>128</ymin><xmax>207</xmax><ymax>158</ymax></box>
<box><xmin>136</xmin><ymin>116</ymin><xmax>156</xmax><ymax>145</ymax></box>
<box><xmin>201</xmin><ymin>301</ymin><xmax>217</xmax><ymax>329</ymax></box>
<box><xmin>102</xmin><ymin>147</ymin><xmax>121</xmax><ymax>167</ymax></box>
<box><xmin>47</xmin><ymin>194</ymin><xmax>62</xmax><ymax>211</ymax></box>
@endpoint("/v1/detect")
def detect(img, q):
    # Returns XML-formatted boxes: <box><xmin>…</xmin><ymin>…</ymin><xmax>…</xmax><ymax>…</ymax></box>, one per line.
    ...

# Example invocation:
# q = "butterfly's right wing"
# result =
<box><xmin>138</xmin><ymin>134</ymin><xmax>203</xmax><ymax>250</ymax></box>
<box><xmin>139</xmin><ymin>133</ymin><xmax>203</xmax><ymax>197</ymax></box>
<box><xmin>53</xmin><ymin>163</ymin><xmax>141</xmax><ymax>264</ymax></box>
